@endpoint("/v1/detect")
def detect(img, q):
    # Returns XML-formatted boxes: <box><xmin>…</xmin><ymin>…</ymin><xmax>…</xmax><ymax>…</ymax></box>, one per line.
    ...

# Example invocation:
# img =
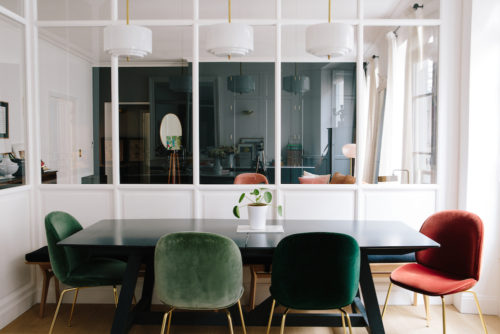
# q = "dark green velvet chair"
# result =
<box><xmin>154</xmin><ymin>232</ymin><xmax>246</xmax><ymax>334</ymax></box>
<box><xmin>266</xmin><ymin>232</ymin><xmax>360</xmax><ymax>334</ymax></box>
<box><xmin>45</xmin><ymin>211</ymin><xmax>127</xmax><ymax>334</ymax></box>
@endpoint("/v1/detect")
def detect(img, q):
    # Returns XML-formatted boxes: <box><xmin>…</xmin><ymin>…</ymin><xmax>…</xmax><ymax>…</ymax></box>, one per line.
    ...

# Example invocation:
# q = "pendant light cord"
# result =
<box><xmin>328</xmin><ymin>0</ymin><xmax>331</xmax><ymax>23</ymax></box>
<box><xmin>228</xmin><ymin>0</ymin><xmax>231</xmax><ymax>23</ymax></box>
<box><xmin>126</xmin><ymin>0</ymin><xmax>130</xmax><ymax>24</ymax></box>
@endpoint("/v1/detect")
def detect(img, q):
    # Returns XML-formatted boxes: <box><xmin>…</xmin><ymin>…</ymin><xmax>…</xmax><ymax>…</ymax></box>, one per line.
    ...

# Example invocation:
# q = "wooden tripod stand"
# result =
<box><xmin>168</xmin><ymin>151</ymin><xmax>181</xmax><ymax>184</ymax></box>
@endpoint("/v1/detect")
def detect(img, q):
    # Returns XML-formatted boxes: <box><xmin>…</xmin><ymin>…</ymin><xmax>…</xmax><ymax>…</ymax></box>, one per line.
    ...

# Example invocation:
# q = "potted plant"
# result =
<box><xmin>233</xmin><ymin>188</ymin><xmax>283</xmax><ymax>230</ymax></box>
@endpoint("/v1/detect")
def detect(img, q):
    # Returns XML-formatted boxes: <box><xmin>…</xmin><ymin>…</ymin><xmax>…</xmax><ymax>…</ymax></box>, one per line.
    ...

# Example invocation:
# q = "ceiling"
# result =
<box><xmin>36</xmin><ymin>0</ymin><xmax>439</xmax><ymax>64</ymax></box>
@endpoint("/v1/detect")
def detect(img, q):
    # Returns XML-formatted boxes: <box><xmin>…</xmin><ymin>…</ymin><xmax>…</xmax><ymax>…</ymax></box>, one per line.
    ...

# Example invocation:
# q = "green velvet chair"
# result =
<box><xmin>154</xmin><ymin>232</ymin><xmax>246</xmax><ymax>334</ymax></box>
<box><xmin>45</xmin><ymin>211</ymin><xmax>127</xmax><ymax>334</ymax></box>
<box><xmin>266</xmin><ymin>232</ymin><xmax>360</xmax><ymax>334</ymax></box>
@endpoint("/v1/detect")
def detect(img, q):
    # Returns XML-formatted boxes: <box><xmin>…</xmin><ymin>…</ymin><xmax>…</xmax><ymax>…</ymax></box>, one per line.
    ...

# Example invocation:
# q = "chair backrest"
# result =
<box><xmin>155</xmin><ymin>232</ymin><xmax>243</xmax><ymax>309</ymax></box>
<box><xmin>234</xmin><ymin>173</ymin><xmax>269</xmax><ymax>184</ymax></box>
<box><xmin>416</xmin><ymin>210</ymin><xmax>484</xmax><ymax>280</ymax></box>
<box><xmin>45</xmin><ymin>211</ymin><xmax>89</xmax><ymax>283</ymax></box>
<box><xmin>270</xmin><ymin>232</ymin><xmax>360</xmax><ymax>310</ymax></box>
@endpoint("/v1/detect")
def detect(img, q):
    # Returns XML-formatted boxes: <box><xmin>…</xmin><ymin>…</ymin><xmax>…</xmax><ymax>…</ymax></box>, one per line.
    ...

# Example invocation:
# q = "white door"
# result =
<box><xmin>49</xmin><ymin>96</ymin><xmax>77</xmax><ymax>184</ymax></box>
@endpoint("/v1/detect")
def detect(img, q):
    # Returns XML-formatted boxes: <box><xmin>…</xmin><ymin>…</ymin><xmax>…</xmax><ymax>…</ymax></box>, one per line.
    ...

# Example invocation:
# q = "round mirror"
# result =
<box><xmin>159</xmin><ymin>114</ymin><xmax>182</xmax><ymax>150</ymax></box>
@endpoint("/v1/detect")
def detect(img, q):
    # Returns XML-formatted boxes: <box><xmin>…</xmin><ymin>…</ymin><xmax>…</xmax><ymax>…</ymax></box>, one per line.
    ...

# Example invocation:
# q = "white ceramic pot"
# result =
<box><xmin>248</xmin><ymin>204</ymin><xmax>268</xmax><ymax>230</ymax></box>
<box><xmin>0</xmin><ymin>155</ymin><xmax>18</xmax><ymax>178</ymax></box>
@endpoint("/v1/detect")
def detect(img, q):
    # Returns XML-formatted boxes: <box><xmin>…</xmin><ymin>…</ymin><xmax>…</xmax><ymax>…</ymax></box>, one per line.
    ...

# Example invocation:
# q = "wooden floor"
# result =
<box><xmin>1</xmin><ymin>303</ymin><xmax>499</xmax><ymax>334</ymax></box>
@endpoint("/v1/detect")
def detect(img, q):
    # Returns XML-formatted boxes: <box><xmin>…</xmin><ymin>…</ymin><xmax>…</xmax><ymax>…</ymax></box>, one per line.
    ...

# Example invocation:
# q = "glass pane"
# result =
<box><xmin>0</xmin><ymin>0</ymin><xmax>23</xmax><ymax>17</ymax></box>
<box><xmin>200</xmin><ymin>0</ymin><xmax>275</xmax><ymax>20</ymax></box>
<box><xmin>118</xmin><ymin>0</ymin><xmax>192</xmax><ymax>20</ymax></box>
<box><xmin>362</xmin><ymin>26</ymin><xmax>439</xmax><ymax>184</ymax></box>
<box><xmin>38</xmin><ymin>0</ymin><xmax>110</xmax><ymax>20</ymax></box>
<box><xmin>281</xmin><ymin>63</ymin><xmax>356</xmax><ymax>184</ymax></box>
<box><xmin>283</xmin><ymin>0</ymin><xmax>357</xmax><ymax>20</ymax></box>
<box><xmin>364</xmin><ymin>0</ymin><xmax>439</xmax><ymax>19</ymax></box>
<box><xmin>199</xmin><ymin>63</ymin><xmax>275</xmax><ymax>185</ymax></box>
<box><xmin>200</xmin><ymin>25</ymin><xmax>275</xmax><ymax>61</ymax></box>
<box><xmin>0</xmin><ymin>17</ymin><xmax>26</xmax><ymax>189</ymax></box>
<box><xmin>39</xmin><ymin>27</ymin><xmax>110</xmax><ymax>184</ymax></box>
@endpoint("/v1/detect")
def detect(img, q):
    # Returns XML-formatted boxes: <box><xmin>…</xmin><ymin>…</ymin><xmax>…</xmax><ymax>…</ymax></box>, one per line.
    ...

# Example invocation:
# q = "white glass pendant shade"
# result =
<box><xmin>306</xmin><ymin>23</ymin><xmax>354</xmax><ymax>58</ymax></box>
<box><xmin>104</xmin><ymin>25</ymin><xmax>152</xmax><ymax>58</ymax></box>
<box><xmin>170</xmin><ymin>76</ymin><xmax>192</xmax><ymax>93</ymax></box>
<box><xmin>283</xmin><ymin>75</ymin><xmax>310</xmax><ymax>94</ymax></box>
<box><xmin>227</xmin><ymin>75</ymin><xmax>255</xmax><ymax>94</ymax></box>
<box><xmin>206</xmin><ymin>23</ymin><xmax>254</xmax><ymax>57</ymax></box>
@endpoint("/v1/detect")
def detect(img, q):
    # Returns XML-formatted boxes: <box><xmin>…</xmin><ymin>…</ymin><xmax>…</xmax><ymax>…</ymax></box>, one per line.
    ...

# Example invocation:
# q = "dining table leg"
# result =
<box><xmin>359</xmin><ymin>251</ymin><xmax>386</xmax><ymax>334</ymax></box>
<box><xmin>110</xmin><ymin>254</ymin><xmax>143</xmax><ymax>334</ymax></box>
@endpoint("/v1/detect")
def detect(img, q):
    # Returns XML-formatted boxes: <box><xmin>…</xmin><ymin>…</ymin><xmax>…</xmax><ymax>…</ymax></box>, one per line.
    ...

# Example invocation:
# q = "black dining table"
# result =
<box><xmin>58</xmin><ymin>218</ymin><xmax>439</xmax><ymax>334</ymax></box>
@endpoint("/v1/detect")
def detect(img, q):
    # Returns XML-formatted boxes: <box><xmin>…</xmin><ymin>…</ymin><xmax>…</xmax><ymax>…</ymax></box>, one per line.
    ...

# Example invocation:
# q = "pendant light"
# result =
<box><xmin>283</xmin><ymin>63</ymin><xmax>310</xmax><ymax>94</ymax></box>
<box><xmin>104</xmin><ymin>0</ymin><xmax>152</xmax><ymax>58</ymax></box>
<box><xmin>227</xmin><ymin>63</ymin><xmax>255</xmax><ymax>94</ymax></box>
<box><xmin>306</xmin><ymin>0</ymin><xmax>354</xmax><ymax>59</ymax></box>
<box><xmin>206</xmin><ymin>0</ymin><xmax>254</xmax><ymax>59</ymax></box>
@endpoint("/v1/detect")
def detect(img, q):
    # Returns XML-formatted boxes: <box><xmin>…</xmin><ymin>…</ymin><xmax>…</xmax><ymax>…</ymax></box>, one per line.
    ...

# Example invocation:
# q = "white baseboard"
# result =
<box><xmin>455</xmin><ymin>292</ymin><xmax>498</xmax><ymax>316</ymax></box>
<box><xmin>0</xmin><ymin>283</ymin><xmax>36</xmax><ymax>330</ymax></box>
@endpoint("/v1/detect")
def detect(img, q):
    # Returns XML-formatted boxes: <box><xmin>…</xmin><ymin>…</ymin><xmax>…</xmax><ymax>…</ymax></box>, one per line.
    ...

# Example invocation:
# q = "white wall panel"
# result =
<box><xmin>40</xmin><ymin>189</ymin><xmax>114</xmax><ymax>228</ymax></box>
<box><xmin>362</xmin><ymin>189</ymin><xmax>437</xmax><ymax>230</ymax></box>
<box><xmin>282</xmin><ymin>189</ymin><xmax>356</xmax><ymax>220</ymax></box>
<box><xmin>121</xmin><ymin>190</ymin><xmax>193</xmax><ymax>219</ymax></box>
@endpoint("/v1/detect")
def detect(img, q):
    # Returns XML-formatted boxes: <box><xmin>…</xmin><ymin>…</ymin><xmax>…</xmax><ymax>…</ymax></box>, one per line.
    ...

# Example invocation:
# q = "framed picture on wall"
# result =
<box><xmin>0</xmin><ymin>102</ymin><xmax>8</xmax><ymax>138</ymax></box>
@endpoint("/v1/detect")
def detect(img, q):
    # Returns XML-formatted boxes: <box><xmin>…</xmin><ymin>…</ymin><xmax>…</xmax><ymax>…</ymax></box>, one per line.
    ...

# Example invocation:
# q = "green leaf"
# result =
<box><xmin>233</xmin><ymin>206</ymin><xmax>240</xmax><ymax>218</ymax></box>
<box><xmin>278</xmin><ymin>205</ymin><xmax>283</xmax><ymax>216</ymax></box>
<box><xmin>238</xmin><ymin>193</ymin><xmax>245</xmax><ymax>203</ymax></box>
<box><xmin>252</xmin><ymin>189</ymin><xmax>260</xmax><ymax>196</ymax></box>
<box><xmin>264</xmin><ymin>191</ymin><xmax>272</xmax><ymax>203</ymax></box>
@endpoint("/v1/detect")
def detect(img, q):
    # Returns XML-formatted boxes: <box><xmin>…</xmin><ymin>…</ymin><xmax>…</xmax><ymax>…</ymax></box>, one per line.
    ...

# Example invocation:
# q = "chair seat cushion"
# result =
<box><xmin>25</xmin><ymin>246</ymin><xmax>50</xmax><ymax>262</ymax></box>
<box><xmin>64</xmin><ymin>257</ymin><xmax>127</xmax><ymax>287</ymax></box>
<box><xmin>390</xmin><ymin>263</ymin><xmax>477</xmax><ymax>296</ymax></box>
<box><xmin>368</xmin><ymin>253</ymin><xmax>416</xmax><ymax>263</ymax></box>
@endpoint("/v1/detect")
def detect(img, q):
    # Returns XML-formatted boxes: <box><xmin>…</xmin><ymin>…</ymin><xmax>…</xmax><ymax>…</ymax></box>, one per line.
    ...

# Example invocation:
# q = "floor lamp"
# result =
<box><xmin>342</xmin><ymin>143</ymin><xmax>356</xmax><ymax>176</ymax></box>
<box><xmin>160</xmin><ymin>114</ymin><xmax>182</xmax><ymax>184</ymax></box>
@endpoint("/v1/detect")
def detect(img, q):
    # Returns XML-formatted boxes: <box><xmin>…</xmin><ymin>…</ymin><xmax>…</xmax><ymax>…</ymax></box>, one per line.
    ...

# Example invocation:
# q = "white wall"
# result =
<box><xmin>455</xmin><ymin>0</ymin><xmax>500</xmax><ymax>316</ymax></box>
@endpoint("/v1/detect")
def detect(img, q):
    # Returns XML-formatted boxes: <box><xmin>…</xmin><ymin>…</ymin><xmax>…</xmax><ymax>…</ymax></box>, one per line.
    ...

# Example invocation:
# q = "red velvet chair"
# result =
<box><xmin>234</xmin><ymin>173</ymin><xmax>269</xmax><ymax>185</ymax></box>
<box><xmin>382</xmin><ymin>210</ymin><xmax>488</xmax><ymax>333</ymax></box>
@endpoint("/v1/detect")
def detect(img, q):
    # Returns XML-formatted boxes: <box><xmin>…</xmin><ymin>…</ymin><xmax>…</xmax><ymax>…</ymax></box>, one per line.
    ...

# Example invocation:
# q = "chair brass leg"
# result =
<box><xmin>466</xmin><ymin>290</ymin><xmax>488</xmax><ymax>334</ymax></box>
<box><xmin>166</xmin><ymin>308</ymin><xmax>174</xmax><ymax>334</ymax></box>
<box><xmin>48</xmin><ymin>288</ymin><xmax>78</xmax><ymax>334</ymax></box>
<box><xmin>382</xmin><ymin>282</ymin><xmax>393</xmax><ymax>319</ymax></box>
<box><xmin>249</xmin><ymin>266</ymin><xmax>258</xmax><ymax>310</ymax></box>
<box><xmin>266</xmin><ymin>299</ymin><xmax>276</xmax><ymax>334</ymax></box>
<box><xmin>441</xmin><ymin>296</ymin><xmax>446</xmax><ymax>334</ymax></box>
<box><xmin>68</xmin><ymin>288</ymin><xmax>79</xmax><ymax>327</ymax></box>
<box><xmin>225</xmin><ymin>309</ymin><xmax>235</xmax><ymax>334</ymax></box>
<box><xmin>237</xmin><ymin>300</ymin><xmax>247</xmax><ymax>334</ymax></box>
<box><xmin>160</xmin><ymin>311</ymin><xmax>169</xmax><ymax>334</ymax></box>
<box><xmin>340</xmin><ymin>308</ymin><xmax>353</xmax><ymax>334</ymax></box>
<box><xmin>280</xmin><ymin>308</ymin><xmax>290</xmax><ymax>334</ymax></box>
<box><xmin>113</xmin><ymin>286</ymin><xmax>118</xmax><ymax>308</ymax></box>
<box><xmin>424</xmin><ymin>295</ymin><xmax>430</xmax><ymax>327</ymax></box>
<box><xmin>413</xmin><ymin>292</ymin><xmax>418</xmax><ymax>306</ymax></box>
<box><xmin>341</xmin><ymin>310</ymin><xmax>346</xmax><ymax>334</ymax></box>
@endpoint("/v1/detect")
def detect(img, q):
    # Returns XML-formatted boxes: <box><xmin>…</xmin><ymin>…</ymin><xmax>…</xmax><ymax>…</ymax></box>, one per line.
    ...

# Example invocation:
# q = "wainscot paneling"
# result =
<box><xmin>0</xmin><ymin>190</ymin><xmax>34</xmax><ymax>328</ymax></box>
<box><xmin>121</xmin><ymin>190</ymin><xmax>193</xmax><ymax>219</ymax></box>
<box><xmin>361</xmin><ymin>189</ymin><xmax>437</xmax><ymax>230</ymax></box>
<box><xmin>281</xmin><ymin>189</ymin><xmax>356</xmax><ymax>220</ymax></box>
<box><xmin>40</xmin><ymin>189</ymin><xmax>114</xmax><ymax>228</ymax></box>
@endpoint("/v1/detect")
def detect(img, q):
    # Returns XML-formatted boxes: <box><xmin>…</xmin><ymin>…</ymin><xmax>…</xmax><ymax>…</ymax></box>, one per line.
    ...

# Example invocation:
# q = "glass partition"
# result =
<box><xmin>199</xmin><ymin>63</ymin><xmax>275</xmax><ymax>184</ymax></box>
<box><xmin>364</xmin><ymin>0</ymin><xmax>439</xmax><ymax>19</ymax></box>
<box><xmin>38</xmin><ymin>0</ymin><xmax>110</xmax><ymax>20</ymax></box>
<box><xmin>281</xmin><ymin>63</ymin><xmax>356</xmax><ymax>184</ymax></box>
<box><xmin>0</xmin><ymin>17</ymin><xmax>26</xmax><ymax>189</ymax></box>
<box><xmin>0</xmin><ymin>0</ymin><xmax>23</xmax><ymax>16</ymax></box>
<box><xmin>362</xmin><ymin>26</ymin><xmax>439</xmax><ymax>184</ymax></box>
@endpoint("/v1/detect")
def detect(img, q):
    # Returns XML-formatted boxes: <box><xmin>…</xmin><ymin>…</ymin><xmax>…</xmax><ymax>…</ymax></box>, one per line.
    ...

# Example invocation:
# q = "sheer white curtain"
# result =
<box><xmin>362</xmin><ymin>57</ymin><xmax>384</xmax><ymax>183</ymax></box>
